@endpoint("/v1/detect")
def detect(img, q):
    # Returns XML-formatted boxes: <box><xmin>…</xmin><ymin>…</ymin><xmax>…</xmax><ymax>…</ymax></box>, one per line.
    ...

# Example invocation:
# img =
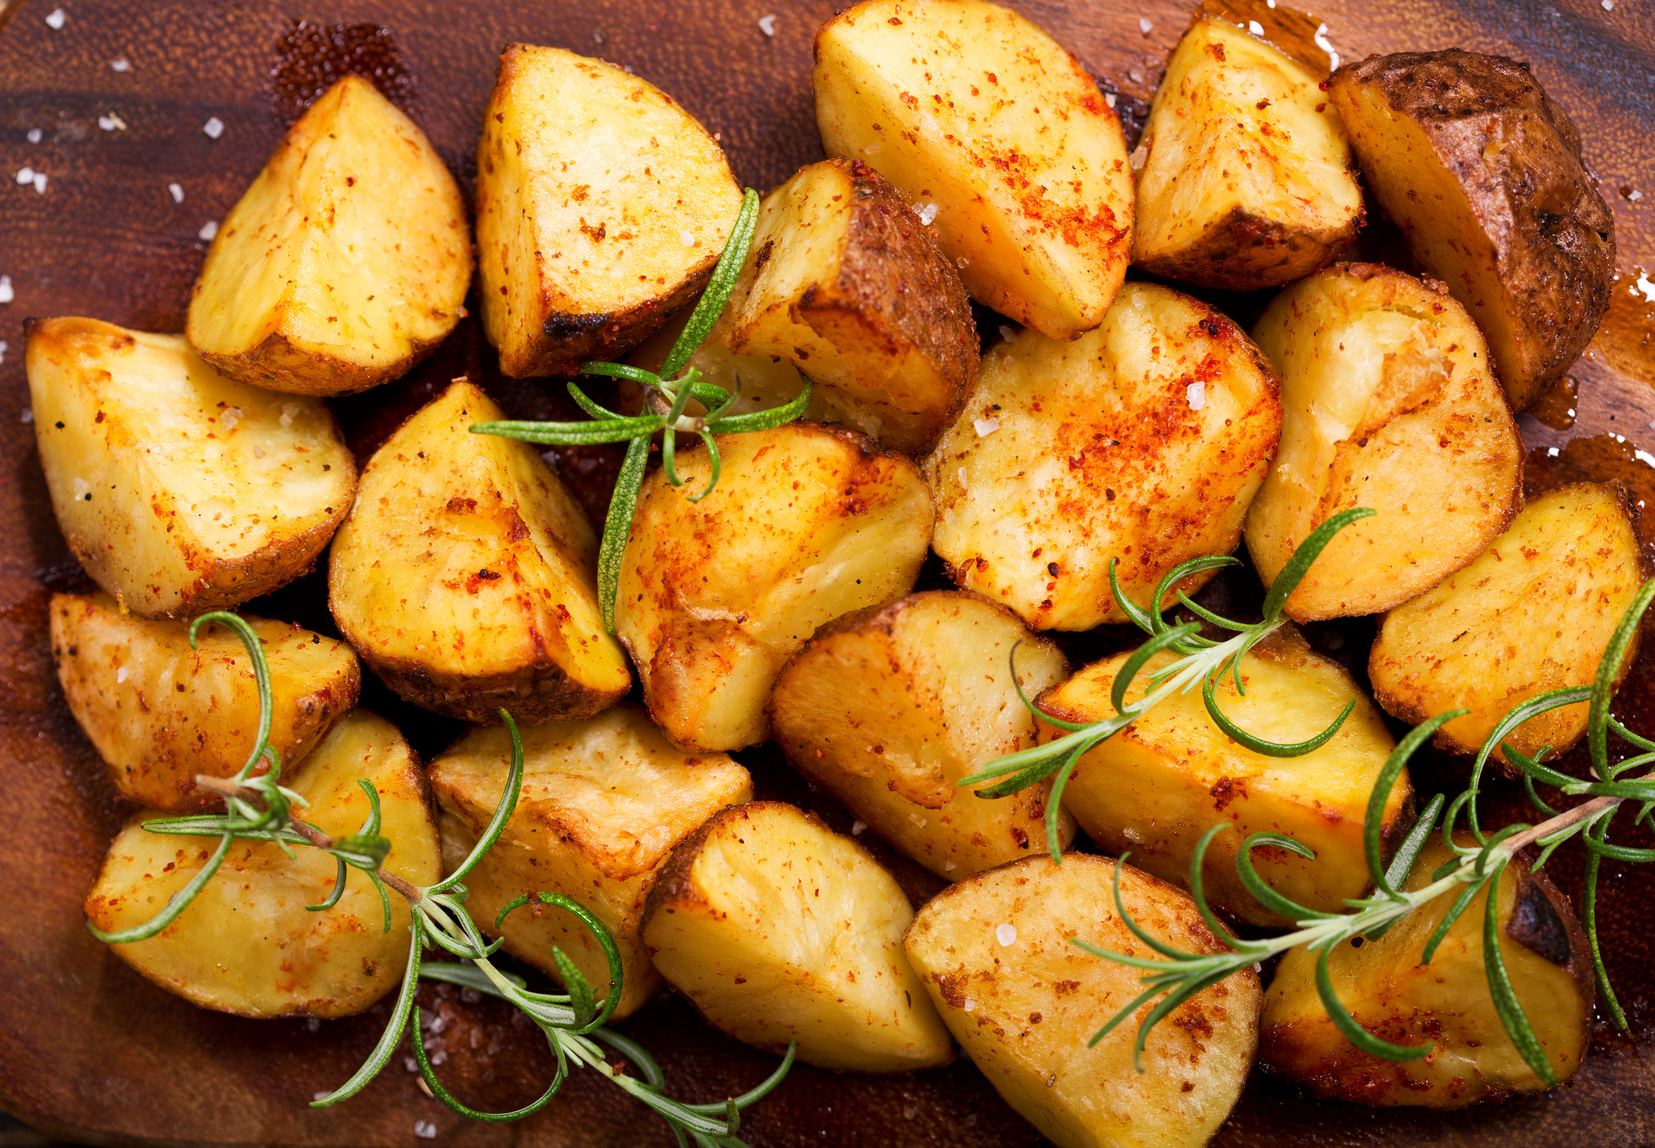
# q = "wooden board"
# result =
<box><xmin>1</xmin><ymin>0</ymin><xmax>1653</xmax><ymax>1145</ymax></box>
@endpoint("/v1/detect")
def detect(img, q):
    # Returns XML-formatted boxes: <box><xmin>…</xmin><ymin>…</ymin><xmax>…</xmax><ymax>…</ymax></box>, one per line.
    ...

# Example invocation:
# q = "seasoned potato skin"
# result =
<box><xmin>1330</xmin><ymin>51</ymin><xmax>1615</xmax><ymax>410</ymax></box>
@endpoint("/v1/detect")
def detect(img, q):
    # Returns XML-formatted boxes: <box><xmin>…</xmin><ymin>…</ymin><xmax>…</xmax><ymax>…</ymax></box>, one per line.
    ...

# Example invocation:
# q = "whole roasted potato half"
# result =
<box><xmin>1262</xmin><ymin>838</ymin><xmax>1593</xmax><ymax>1106</ymax></box>
<box><xmin>769</xmin><ymin>591</ymin><xmax>1074</xmax><ymax>879</ymax></box>
<box><xmin>905</xmin><ymin>854</ymin><xmax>1261</xmax><ymax>1148</ymax></box>
<box><xmin>329</xmin><ymin>379</ymin><xmax>630</xmax><ymax>724</ymax></box>
<box><xmin>186</xmin><ymin>75</ymin><xmax>470</xmax><ymax>396</ymax></box>
<box><xmin>84</xmin><ymin>711</ymin><xmax>441</xmax><ymax>1018</ymax></box>
<box><xmin>51</xmin><ymin>593</ymin><xmax>359</xmax><ymax>811</ymax></box>
<box><xmin>814</xmin><ymin>0</ymin><xmax>1133</xmax><ymax>339</ymax></box>
<box><xmin>476</xmin><ymin>44</ymin><xmax>741</xmax><ymax>377</ymax></box>
<box><xmin>1133</xmin><ymin>17</ymin><xmax>1362</xmax><ymax>291</ymax></box>
<box><xmin>1371</xmin><ymin>482</ymin><xmax>1646</xmax><ymax>766</ymax></box>
<box><xmin>27</xmin><ymin>318</ymin><xmax>355</xmax><ymax>618</ymax></box>
<box><xmin>1330</xmin><ymin>51</ymin><xmax>1615</xmax><ymax>410</ymax></box>
<box><xmin>926</xmin><ymin>282</ymin><xmax>1280</xmax><ymax>630</ymax></box>
<box><xmin>1245</xmin><ymin>264</ymin><xmax>1523</xmax><ymax>621</ymax></box>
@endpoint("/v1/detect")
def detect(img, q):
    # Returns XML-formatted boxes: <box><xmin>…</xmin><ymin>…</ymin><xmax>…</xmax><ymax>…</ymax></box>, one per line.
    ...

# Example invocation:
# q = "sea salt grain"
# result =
<box><xmin>73</xmin><ymin>478</ymin><xmax>90</xmax><ymax>501</ymax></box>
<box><xmin>202</xmin><ymin>116</ymin><xmax>225</xmax><ymax>140</ymax></box>
<box><xmin>995</xmin><ymin>923</ymin><xmax>1017</xmax><ymax>947</ymax></box>
<box><xmin>1138</xmin><ymin>17</ymin><xmax>1153</xmax><ymax>34</ymax></box>
<box><xmin>1128</xmin><ymin>145</ymin><xmax>1148</xmax><ymax>171</ymax></box>
<box><xmin>98</xmin><ymin>113</ymin><xmax>127</xmax><ymax>132</ymax></box>
<box><xmin>111</xmin><ymin>57</ymin><xmax>131</xmax><ymax>72</ymax></box>
<box><xmin>221</xmin><ymin>406</ymin><xmax>242</xmax><ymax>430</ymax></box>
<box><xmin>280</xmin><ymin>402</ymin><xmax>299</xmax><ymax>429</ymax></box>
<box><xmin>0</xmin><ymin>276</ymin><xmax>12</xmax><ymax>304</ymax></box>
<box><xmin>20</xmin><ymin>407</ymin><xmax>32</xmax><ymax>423</ymax></box>
<box><xmin>680</xmin><ymin>229</ymin><xmax>696</xmax><ymax>246</ymax></box>
<box><xmin>116</xmin><ymin>666</ymin><xmax>129</xmax><ymax>683</ymax></box>
<box><xmin>957</xmin><ymin>466</ymin><xmax>969</xmax><ymax>489</ymax></box>
<box><xmin>44</xmin><ymin>8</ymin><xmax>65</xmax><ymax>30</ymax></box>
<box><xmin>16</xmin><ymin>166</ymin><xmax>35</xmax><ymax>186</ymax></box>
<box><xmin>25</xmin><ymin>129</ymin><xmax>42</xmax><ymax>144</ymax></box>
<box><xmin>413</xmin><ymin>1121</ymin><xmax>438</xmax><ymax>1140</ymax></box>
<box><xmin>32</xmin><ymin>173</ymin><xmax>47</xmax><ymax>194</ymax></box>
<box><xmin>1105</xmin><ymin>91</ymin><xmax>1116</xmax><ymax>108</ymax></box>
<box><xmin>0</xmin><ymin>343</ymin><xmax>9</xmax><ymax>368</ymax></box>
<box><xmin>758</xmin><ymin>14</ymin><xmax>777</xmax><ymax>36</ymax></box>
<box><xmin>850</xmin><ymin>820</ymin><xmax>866</xmax><ymax>836</ymax></box>
<box><xmin>168</xmin><ymin>182</ymin><xmax>184</xmax><ymax>203</ymax></box>
<box><xmin>199</xmin><ymin>220</ymin><xmax>218</xmax><ymax>241</ymax></box>
<box><xmin>915</xmin><ymin>201</ymin><xmax>939</xmax><ymax>225</ymax></box>
<box><xmin>963</xmin><ymin>999</ymin><xmax>976</xmax><ymax>1012</ymax></box>
<box><xmin>1187</xmin><ymin>381</ymin><xmax>1206</xmax><ymax>410</ymax></box>
<box><xmin>1602</xmin><ymin>0</ymin><xmax>1614</xmax><ymax>9</ymax></box>
<box><xmin>1249</xmin><ymin>19</ymin><xmax>1264</xmax><ymax>34</ymax></box>
<box><xmin>973</xmin><ymin>416</ymin><xmax>1000</xmax><ymax>436</ymax></box>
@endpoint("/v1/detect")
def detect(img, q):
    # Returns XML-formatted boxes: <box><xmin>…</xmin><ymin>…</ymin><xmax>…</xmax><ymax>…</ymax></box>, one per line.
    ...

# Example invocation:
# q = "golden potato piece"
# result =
<box><xmin>617</xmin><ymin>423</ymin><xmax>934</xmax><ymax>751</ymax></box>
<box><xmin>769</xmin><ymin>591</ymin><xmax>1074</xmax><ymax>879</ymax></box>
<box><xmin>1245</xmin><ymin>264</ymin><xmax>1523</xmax><ymax>621</ymax></box>
<box><xmin>1041</xmin><ymin>629</ymin><xmax>1408</xmax><ymax>926</ymax></box>
<box><xmin>51</xmin><ymin>592</ymin><xmax>359</xmax><ymax>811</ymax></box>
<box><xmin>1132</xmin><ymin>17</ymin><xmax>1362</xmax><ymax>290</ymax></box>
<box><xmin>476</xmin><ymin>44</ymin><xmax>741</xmax><ymax>377</ymax></box>
<box><xmin>814</xmin><ymin>0</ymin><xmax>1133</xmax><ymax>339</ymax></box>
<box><xmin>905</xmin><ymin>854</ymin><xmax>1260</xmax><ymax>1148</ymax></box>
<box><xmin>1330</xmin><ymin>51</ymin><xmax>1615</xmax><ymax>410</ymax></box>
<box><xmin>84</xmin><ymin>711</ymin><xmax>441</xmax><ymax>1018</ymax></box>
<box><xmin>329</xmin><ymin>379</ymin><xmax>630</xmax><ymax>724</ymax></box>
<box><xmin>27</xmin><ymin>318</ymin><xmax>355</xmax><ymax>619</ymax></box>
<box><xmin>1371</xmin><ymin>483</ymin><xmax>1645</xmax><ymax>766</ymax></box>
<box><xmin>925</xmin><ymin>282</ymin><xmax>1280</xmax><ymax>630</ymax></box>
<box><xmin>428</xmin><ymin>704</ymin><xmax>751</xmax><ymax>1020</ymax></box>
<box><xmin>642</xmin><ymin>801</ymin><xmax>952</xmax><ymax>1071</ymax></box>
<box><xmin>186</xmin><ymin>75</ymin><xmax>470</xmax><ymax>397</ymax></box>
<box><xmin>1262</xmin><ymin>838</ymin><xmax>1593</xmax><ymax>1106</ymax></box>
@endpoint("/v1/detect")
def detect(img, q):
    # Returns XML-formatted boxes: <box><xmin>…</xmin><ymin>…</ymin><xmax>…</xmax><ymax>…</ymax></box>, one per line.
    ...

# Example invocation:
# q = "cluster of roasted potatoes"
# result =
<box><xmin>30</xmin><ymin>0</ymin><xmax>1639</xmax><ymax>1144</ymax></box>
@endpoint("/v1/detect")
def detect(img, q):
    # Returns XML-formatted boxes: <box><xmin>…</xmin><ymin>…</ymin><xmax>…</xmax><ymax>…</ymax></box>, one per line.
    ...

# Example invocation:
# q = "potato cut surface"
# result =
<box><xmin>84</xmin><ymin>711</ymin><xmax>440</xmax><ymax>1018</ymax></box>
<box><xmin>925</xmin><ymin>282</ymin><xmax>1280</xmax><ymax>630</ymax></box>
<box><xmin>329</xmin><ymin>379</ymin><xmax>629</xmax><ymax>724</ymax></box>
<box><xmin>814</xmin><ymin>0</ymin><xmax>1132</xmax><ymax>339</ymax></box>
<box><xmin>429</xmin><ymin>703</ymin><xmax>751</xmax><ymax>1019</ymax></box>
<box><xmin>1262</xmin><ymin>838</ymin><xmax>1593</xmax><ymax>1106</ymax></box>
<box><xmin>1371</xmin><ymin>483</ymin><xmax>1644</xmax><ymax>765</ymax></box>
<box><xmin>1042</xmin><ymin>629</ymin><xmax>1406</xmax><ymax>926</ymax></box>
<box><xmin>1133</xmin><ymin>18</ymin><xmax>1361</xmax><ymax>291</ymax></box>
<box><xmin>27</xmin><ymin>318</ymin><xmax>354</xmax><ymax>618</ymax></box>
<box><xmin>186</xmin><ymin>75</ymin><xmax>470</xmax><ymax>396</ymax></box>
<box><xmin>476</xmin><ymin>44</ymin><xmax>740</xmax><ymax>377</ymax></box>
<box><xmin>1245</xmin><ymin>264</ymin><xmax>1523</xmax><ymax>620</ymax></box>
<box><xmin>617</xmin><ymin>423</ymin><xmax>934</xmax><ymax>751</ymax></box>
<box><xmin>643</xmin><ymin>801</ymin><xmax>952</xmax><ymax>1071</ymax></box>
<box><xmin>51</xmin><ymin>592</ymin><xmax>358</xmax><ymax>811</ymax></box>
<box><xmin>905</xmin><ymin>854</ymin><xmax>1260</xmax><ymax>1148</ymax></box>
<box><xmin>770</xmin><ymin>591</ymin><xmax>1073</xmax><ymax>878</ymax></box>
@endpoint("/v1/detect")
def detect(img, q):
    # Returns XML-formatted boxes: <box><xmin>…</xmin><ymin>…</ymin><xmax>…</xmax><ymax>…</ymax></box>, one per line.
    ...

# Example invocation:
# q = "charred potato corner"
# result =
<box><xmin>33</xmin><ymin>1</ymin><xmax>1655</xmax><ymax>1143</ymax></box>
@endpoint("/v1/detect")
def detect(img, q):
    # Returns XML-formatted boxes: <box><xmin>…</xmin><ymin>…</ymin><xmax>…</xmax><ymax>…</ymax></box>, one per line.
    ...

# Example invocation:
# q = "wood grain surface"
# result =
<box><xmin>1</xmin><ymin>1</ymin><xmax>1653</xmax><ymax>1146</ymax></box>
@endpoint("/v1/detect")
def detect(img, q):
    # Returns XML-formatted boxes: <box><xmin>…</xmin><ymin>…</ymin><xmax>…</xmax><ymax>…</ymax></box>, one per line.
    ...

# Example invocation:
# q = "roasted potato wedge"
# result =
<box><xmin>84</xmin><ymin>711</ymin><xmax>440</xmax><ymax>1018</ymax></box>
<box><xmin>642</xmin><ymin>801</ymin><xmax>952</xmax><ymax>1071</ymax></box>
<box><xmin>905</xmin><ymin>854</ymin><xmax>1260</xmax><ymax>1148</ymax></box>
<box><xmin>1262</xmin><ymin>838</ymin><xmax>1593</xmax><ymax>1106</ymax></box>
<box><xmin>1132</xmin><ymin>17</ymin><xmax>1362</xmax><ymax>290</ymax></box>
<box><xmin>1245</xmin><ymin>264</ymin><xmax>1523</xmax><ymax>621</ymax></box>
<box><xmin>429</xmin><ymin>704</ymin><xmax>751</xmax><ymax>1019</ymax></box>
<box><xmin>814</xmin><ymin>0</ymin><xmax>1133</xmax><ymax>339</ymax></box>
<box><xmin>1371</xmin><ymin>483</ymin><xmax>1645</xmax><ymax>766</ymax></box>
<box><xmin>925</xmin><ymin>282</ymin><xmax>1280</xmax><ymax>630</ymax></box>
<box><xmin>329</xmin><ymin>379</ymin><xmax>630</xmax><ymax>724</ymax></box>
<box><xmin>186</xmin><ymin>75</ymin><xmax>470</xmax><ymax>396</ymax></box>
<box><xmin>770</xmin><ymin>591</ymin><xmax>1074</xmax><ymax>879</ymax></box>
<box><xmin>476</xmin><ymin>44</ymin><xmax>741</xmax><ymax>377</ymax></box>
<box><xmin>1330</xmin><ymin>51</ymin><xmax>1615</xmax><ymax>410</ymax></box>
<box><xmin>617</xmin><ymin>423</ymin><xmax>934</xmax><ymax>751</ymax></box>
<box><xmin>51</xmin><ymin>592</ymin><xmax>359</xmax><ymax>811</ymax></box>
<box><xmin>27</xmin><ymin>318</ymin><xmax>354</xmax><ymax>618</ymax></box>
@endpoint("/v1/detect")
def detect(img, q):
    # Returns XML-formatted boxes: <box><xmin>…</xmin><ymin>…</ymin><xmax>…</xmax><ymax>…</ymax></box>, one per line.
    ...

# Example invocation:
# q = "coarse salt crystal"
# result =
<box><xmin>1253</xmin><ymin>962</ymin><xmax>1263</xmax><ymax>973</ymax></box>
<box><xmin>1186</xmin><ymin>381</ymin><xmax>1206</xmax><ymax>410</ymax></box>
<box><xmin>32</xmin><ymin>173</ymin><xmax>47</xmax><ymax>194</ymax></box>
<box><xmin>1123</xmin><ymin>826</ymin><xmax>1144</xmax><ymax>842</ymax></box>
<box><xmin>0</xmin><ymin>342</ymin><xmax>8</xmax><ymax>367</ymax></box>
<box><xmin>0</xmin><ymin>276</ymin><xmax>12</xmax><ymax>304</ymax></box>
<box><xmin>1249</xmin><ymin>19</ymin><xmax>1264</xmax><ymax>34</ymax></box>
<box><xmin>45</xmin><ymin>8</ymin><xmax>65</xmax><ymax>30</ymax></box>
<box><xmin>1128</xmin><ymin>145</ymin><xmax>1148</xmax><ymax>171</ymax></box>
<box><xmin>280</xmin><ymin>402</ymin><xmax>299</xmax><ymax>428</ymax></box>
<box><xmin>16</xmin><ymin>166</ymin><xmax>35</xmax><ymax>185</ymax></box>
<box><xmin>306</xmin><ymin>1016</ymin><xmax>321</xmax><ymax>1031</ymax></box>
<box><xmin>758</xmin><ymin>14</ymin><xmax>777</xmax><ymax>36</ymax></box>
<box><xmin>1628</xmin><ymin>189</ymin><xmax>1643</xmax><ymax>202</ymax></box>
<box><xmin>253</xmin><ymin>446</ymin><xmax>264</xmax><ymax>458</ymax></box>
<box><xmin>995</xmin><ymin>923</ymin><xmax>1017</xmax><ymax>947</ymax></box>
<box><xmin>962</xmin><ymin>999</ymin><xmax>976</xmax><ymax>1012</ymax></box>
<box><xmin>680</xmin><ymin>229</ymin><xmax>696</xmax><ymax>246</ymax></box>
<box><xmin>168</xmin><ymin>182</ymin><xmax>184</xmax><ymax>203</ymax></box>
<box><xmin>199</xmin><ymin>220</ymin><xmax>218</xmax><ymax>241</ymax></box>
<box><xmin>944</xmin><ymin>861</ymin><xmax>956</xmax><ymax>871</ymax></box>
<box><xmin>1105</xmin><ymin>92</ymin><xmax>1116</xmax><ymax>108</ymax></box>
<box><xmin>863</xmin><ymin>141</ymin><xmax>881</xmax><ymax>155</ymax></box>
<box><xmin>20</xmin><ymin>407</ymin><xmax>32</xmax><ymax>423</ymax></box>
<box><xmin>73</xmin><ymin>477</ymin><xmax>90</xmax><ymax>500</ymax></box>
<box><xmin>850</xmin><ymin>820</ymin><xmax>866</xmax><ymax>836</ymax></box>
<box><xmin>431</xmin><ymin>1049</ymin><xmax>448</xmax><ymax>1066</ymax></box>
<box><xmin>413</xmin><ymin>1121</ymin><xmax>437</xmax><ymax>1140</ymax></box>
<box><xmin>1138</xmin><ymin>17</ymin><xmax>1153</xmax><ymax>34</ymax></box>
<box><xmin>1602</xmin><ymin>0</ymin><xmax>1614</xmax><ymax>9</ymax></box>
<box><xmin>909</xmin><ymin>812</ymin><xmax>928</xmax><ymax>828</ymax></box>
<box><xmin>221</xmin><ymin>406</ymin><xmax>242</xmax><ymax>430</ymax></box>
<box><xmin>202</xmin><ymin>116</ymin><xmax>224</xmax><ymax>140</ymax></box>
<box><xmin>403</xmin><ymin>1056</ymin><xmax>418</xmax><ymax>1073</ymax></box>
<box><xmin>999</xmin><ymin>324</ymin><xmax>1017</xmax><ymax>342</ymax></box>
<box><xmin>974</xmin><ymin>416</ymin><xmax>1000</xmax><ymax>436</ymax></box>
<box><xmin>1128</xmin><ymin>68</ymin><xmax>1144</xmax><ymax>84</ymax></box>
<box><xmin>1313</xmin><ymin>23</ymin><xmax>1340</xmax><ymax>70</ymax></box>
<box><xmin>915</xmin><ymin>202</ymin><xmax>939</xmax><ymax>225</ymax></box>
<box><xmin>111</xmin><ymin>57</ymin><xmax>130</xmax><ymax>72</ymax></box>
<box><xmin>957</xmin><ymin>466</ymin><xmax>968</xmax><ymax>489</ymax></box>
<box><xmin>98</xmin><ymin>113</ymin><xmax>127</xmax><ymax>132</ymax></box>
<box><xmin>116</xmin><ymin>666</ymin><xmax>129</xmax><ymax>683</ymax></box>
<box><xmin>25</xmin><ymin>129</ymin><xmax>42</xmax><ymax>144</ymax></box>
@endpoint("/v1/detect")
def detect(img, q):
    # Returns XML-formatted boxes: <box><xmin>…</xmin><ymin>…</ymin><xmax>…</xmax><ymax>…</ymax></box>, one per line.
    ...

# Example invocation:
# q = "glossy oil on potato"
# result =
<box><xmin>26</xmin><ymin>318</ymin><xmax>354</xmax><ymax>618</ymax></box>
<box><xmin>475</xmin><ymin>44</ymin><xmax>740</xmax><ymax>377</ymax></box>
<box><xmin>428</xmin><ymin>704</ymin><xmax>751</xmax><ymax>1020</ymax></box>
<box><xmin>329</xmin><ymin>379</ymin><xmax>630</xmax><ymax>725</ymax></box>
<box><xmin>905</xmin><ymin>854</ymin><xmax>1260</xmax><ymax>1148</ymax></box>
<box><xmin>1042</xmin><ymin>629</ymin><xmax>1407</xmax><ymax>926</ymax></box>
<box><xmin>925</xmin><ymin>282</ymin><xmax>1280</xmax><ymax>630</ymax></box>
<box><xmin>1262</xmin><ymin>838</ymin><xmax>1593</xmax><ymax>1106</ymax></box>
<box><xmin>1330</xmin><ymin>51</ymin><xmax>1615</xmax><ymax>410</ymax></box>
<box><xmin>814</xmin><ymin>0</ymin><xmax>1133</xmax><ymax>339</ymax></box>
<box><xmin>83</xmin><ymin>711</ymin><xmax>440</xmax><ymax>1018</ymax></box>
<box><xmin>1133</xmin><ymin>17</ymin><xmax>1362</xmax><ymax>291</ymax></box>
<box><xmin>769</xmin><ymin>591</ymin><xmax>1073</xmax><ymax>879</ymax></box>
<box><xmin>617</xmin><ymin>422</ymin><xmax>934</xmax><ymax>751</ymax></box>
<box><xmin>51</xmin><ymin>592</ymin><xmax>358</xmax><ymax>811</ymax></box>
<box><xmin>1371</xmin><ymin>482</ymin><xmax>1645</xmax><ymax>765</ymax></box>
<box><xmin>642</xmin><ymin>801</ymin><xmax>952</xmax><ymax>1071</ymax></box>
<box><xmin>186</xmin><ymin>75</ymin><xmax>470</xmax><ymax>397</ymax></box>
<box><xmin>1245</xmin><ymin>264</ymin><xmax>1523</xmax><ymax>621</ymax></box>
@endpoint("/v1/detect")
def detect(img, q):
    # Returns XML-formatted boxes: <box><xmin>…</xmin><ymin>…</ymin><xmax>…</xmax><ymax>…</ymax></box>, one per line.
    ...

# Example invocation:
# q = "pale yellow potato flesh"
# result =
<box><xmin>27</xmin><ymin>318</ymin><xmax>354</xmax><ymax>618</ymax></box>
<box><xmin>814</xmin><ymin>0</ymin><xmax>1133</xmax><ymax>339</ymax></box>
<box><xmin>84</xmin><ymin>711</ymin><xmax>440</xmax><ymax>1018</ymax></box>
<box><xmin>186</xmin><ymin>75</ymin><xmax>470</xmax><ymax>396</ymax></box>
<box><xmin>905</xmin><ymin>854</ymin><xmax>1260</xmax><ymax>1148</ymax></box>
<box><xmin>643</xmin><ymin>801</ymin><xmax>953</xmax><ymax>1071</ymax></box>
